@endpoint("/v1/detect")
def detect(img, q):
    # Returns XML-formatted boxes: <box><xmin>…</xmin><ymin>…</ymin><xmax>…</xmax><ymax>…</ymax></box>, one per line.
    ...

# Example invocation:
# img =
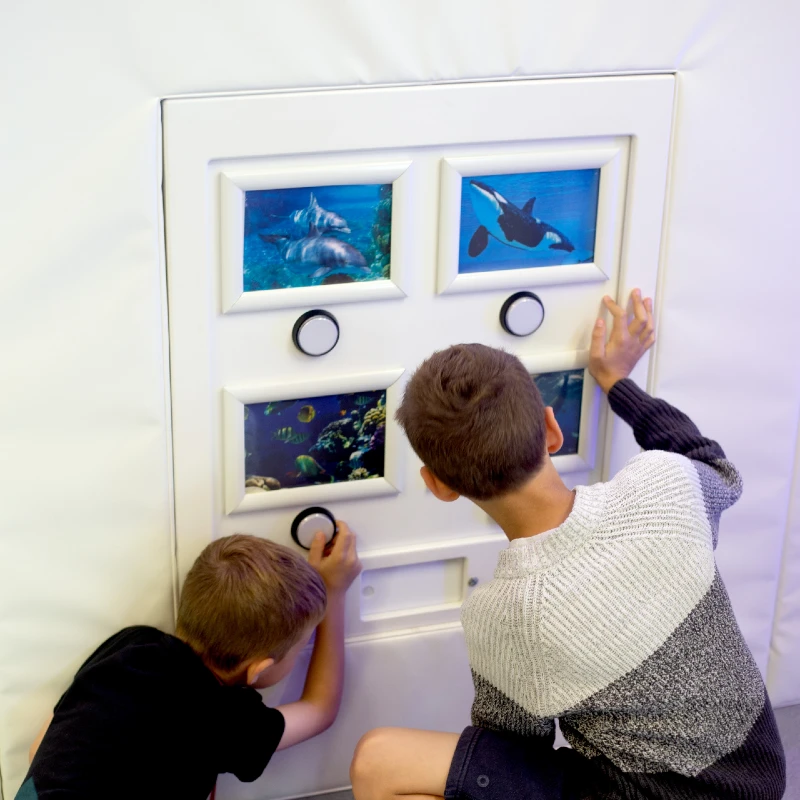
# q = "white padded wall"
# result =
<box><xmin>1</xmin><ymin>1</ymin><xmax>799</xmax><ymax>796</ymax></box>
<box><xmin>768</xmin><ymin>425</ymin><xmax>800</xmax><ymax>706</ymax></box>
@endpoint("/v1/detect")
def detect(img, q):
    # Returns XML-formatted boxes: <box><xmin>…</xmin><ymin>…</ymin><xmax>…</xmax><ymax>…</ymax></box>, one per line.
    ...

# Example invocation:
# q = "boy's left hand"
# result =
<box><xmin>308</xmin><ymin>521</ymin><xmax>362</xmax><ymax>596</ymax></box>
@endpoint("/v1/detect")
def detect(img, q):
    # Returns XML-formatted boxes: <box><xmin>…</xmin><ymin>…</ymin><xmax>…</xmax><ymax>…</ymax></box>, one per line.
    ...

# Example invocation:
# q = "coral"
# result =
<box><xmin>348</xmin><ymin>467</ymin><xmax>370</xmax><ymax>481</ymax></box>
<box><xmin>244</xmin><ymin>476</ymin><xmax>281</xmax><ymax>491</ymax></box>
<box><xmin>311</xmin><ymin>417</ymin><xmax>358</xmax><ymax>463</ymax></box>
<box><xmin>369</xmin><ymin>422</ymin><xmax>385</xmax><ymax>451</ymax></box>
<box><xmin>358</xmin><ymin>404</ymin><xmax>386</xmax><ymax>442</ymax></box>
<box><xmin>365</xmin><ymin>183</ymin><xmax>392</xmax><ymax>279</ymax></box>
<box><xmin>362</xmin><ymin>423</ymin><xmax>385</xmax><ymax>476</ymax></box>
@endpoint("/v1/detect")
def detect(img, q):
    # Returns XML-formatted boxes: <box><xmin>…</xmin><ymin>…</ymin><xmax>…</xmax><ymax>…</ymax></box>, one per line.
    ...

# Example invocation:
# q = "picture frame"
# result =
<box><xmin>437</xmin><ymin>138</ymin><xmax>629</xmax><ymax>295</ymax></box>
<box><xmin>519</xmin><ymin>350</ymin><xmax>599</xmax><ymax>474</ymax></box>
<box><xmin>219</xmin><ymin>161</ymin><xmax>414</xmax><ymax>313</ymax></box>
<box><xmin>222</xmin><ymin>367</ymin><xmax>404</xmax><ymax>513</ymax></box>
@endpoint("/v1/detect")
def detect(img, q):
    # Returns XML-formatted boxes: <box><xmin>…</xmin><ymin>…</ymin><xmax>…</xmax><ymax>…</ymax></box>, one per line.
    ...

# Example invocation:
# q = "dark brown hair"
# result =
<box><xmin>176</xmin><ymin>535</ymin><xmax>327</xmax><ymax>672</ymax></box>
<box><xmin>396</xmin><ymin>344</ymin><xmax>547</xmax><ymax>500</ymax></box>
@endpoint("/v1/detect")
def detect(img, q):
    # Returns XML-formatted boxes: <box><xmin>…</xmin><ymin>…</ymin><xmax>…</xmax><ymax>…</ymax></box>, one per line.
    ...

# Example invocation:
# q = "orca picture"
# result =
<box><xmin>458</xmin><ymin>168</ymin><xmax>600</xmax><ymax>274</ymax></box>
<box><xmin>242</xmin><ymin>182</ymin><xmax>392</xmax><ymax>292</ymax></box>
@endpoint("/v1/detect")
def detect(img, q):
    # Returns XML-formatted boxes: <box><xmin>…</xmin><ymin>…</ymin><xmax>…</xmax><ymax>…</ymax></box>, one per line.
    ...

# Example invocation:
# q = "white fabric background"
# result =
<box><xmin>1</xmin><ymin>1</ymin><xmax>798</xmax><ymax>796</ymax></box>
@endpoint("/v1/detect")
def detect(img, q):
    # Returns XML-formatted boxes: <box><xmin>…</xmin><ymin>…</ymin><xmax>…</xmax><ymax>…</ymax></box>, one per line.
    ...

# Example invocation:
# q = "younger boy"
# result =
<box><xmin>350</xmin><ymin>291</ymin><xmax>785</xmax><ymax>799</ymax></box>
<box><xmin>20</xmin><ymin>523</ymin><xmax>361</xmax><ymax>799</ymax></box>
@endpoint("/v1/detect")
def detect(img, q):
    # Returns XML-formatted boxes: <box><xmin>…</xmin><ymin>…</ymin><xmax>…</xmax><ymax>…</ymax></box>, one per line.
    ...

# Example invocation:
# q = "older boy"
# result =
<box><xmin>351</xmin><ymin>292</ymin><xmax>785</xmax><ymax>799</ymax></box>
<box><xmin>20</xmin><ymin>523</ymin><xmax>360</xmax><ymax>799</ymax></box>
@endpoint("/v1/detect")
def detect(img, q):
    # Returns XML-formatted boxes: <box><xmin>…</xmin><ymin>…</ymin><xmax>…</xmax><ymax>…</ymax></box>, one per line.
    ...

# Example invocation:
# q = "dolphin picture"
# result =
<box><xmin>290</xmin><ymin>193</ymin><xmax>350</xmax><ymax>234</ymax></box>
<box><xmin>467</xmin><ymin>179</ymin><xmax>575</xmax><ymax>258</ymax></box>
<box><xmin>260</xmin><ymin>224</ymin><xmax>368</xmax><ymax>280</ymax></box>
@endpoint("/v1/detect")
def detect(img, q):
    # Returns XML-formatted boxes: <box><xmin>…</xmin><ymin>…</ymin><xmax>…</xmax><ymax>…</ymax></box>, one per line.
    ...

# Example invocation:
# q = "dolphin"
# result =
<box><xmin>260</xmin><ymin>224</ymin><xmax>368</xmax><ymax>280</ymax></box>
<box><xmin>291</xmin><ymin>193</ymin><xmax>350</xmax><ymax>234</ymax></box>
<box><xmin>467</xmin><ymin>180</ymin><xmax>574</xmax><ymax>258</ymax></box>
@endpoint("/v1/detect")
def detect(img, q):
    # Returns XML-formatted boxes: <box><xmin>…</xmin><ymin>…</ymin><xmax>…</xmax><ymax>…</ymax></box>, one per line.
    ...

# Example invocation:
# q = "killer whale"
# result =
<box><xmin>467</xmin><ymin>180</ymin><xmax>575</xmax><ymax>257</ymax></box>
<box><xmin>260</xmin><ymin>224</ymin><xmax>368</xmax><ymax>280</ymax></box>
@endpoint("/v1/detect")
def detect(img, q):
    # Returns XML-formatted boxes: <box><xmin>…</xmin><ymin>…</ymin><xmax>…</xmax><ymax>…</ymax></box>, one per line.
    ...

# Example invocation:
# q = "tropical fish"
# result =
<box><xmin>264</xmin><ymin>400</ymin><xmax>295</xmax><ymax>416</ymax></box>
<box><xmin>297</xmin><ymin>404</ymin><xmax>316</xmax><ymax>424</ymax></box>
<box><xmin>294</xmin><ymin>455</ymin><xmax>325</xmax><ymax>477</ymax></box>
<box><xmin>260</xmin><ymin>224</ymin><xmax>369</xmax><ymax>280</ymax></box>
<box><xmin>339</xmin><ymin>410</ymin><xmax>347</xmax><ymax>417</ymax></box>
<box><xmin>291</xmin><ymin>193</ymin><xmax>351</xmax><ymax>234</ymax></box>
<box><xmin>354</xmin><ymin>395</ymin><xmax>373</xmax><ymax>407</ymax></box>
<box><xmin>272</xmin><ymin>427</ymin><xmax>309</xmax><ymax>445</ymax></box>
<box><xmin>467</xmin><ymin>180</ymin><xmax>574</xmax><ymax>257</ymax></box>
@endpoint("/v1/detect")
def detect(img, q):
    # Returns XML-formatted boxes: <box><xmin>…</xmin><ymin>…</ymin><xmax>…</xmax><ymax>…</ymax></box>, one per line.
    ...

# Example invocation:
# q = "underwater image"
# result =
<box><xmin>244</xmin><ymin>390</ymin><xmax>387</xmax><ymax>492</ymax></box>
<box><xmin>242</xmin><ymin>183</ymin><xmax>392</xmax><ymax>292</ymax></box>
<box><xmin>533</xmin><ymin>369</ymin><xmax>585</xmax><ymax>456</ymax></box>
<box><xmin>458</xmin><ymin>169</ymin><xmax>600</xmax><ymax>273</ymax></box>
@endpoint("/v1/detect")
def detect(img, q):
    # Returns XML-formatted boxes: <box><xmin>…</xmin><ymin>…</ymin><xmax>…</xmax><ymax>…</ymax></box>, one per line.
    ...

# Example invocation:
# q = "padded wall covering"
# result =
<box><xmin>1</xmin><ymin>1</ymin><xmax>799</xmax><ymax>796</ymax></box>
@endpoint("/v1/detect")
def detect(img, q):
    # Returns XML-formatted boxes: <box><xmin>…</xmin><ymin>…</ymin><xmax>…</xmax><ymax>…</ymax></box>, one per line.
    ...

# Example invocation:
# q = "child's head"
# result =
<box><xmin>396</xmin><ymin>343</ymin><xmax>550</xmax><ymax>501</ymax></box>
<box><xmin>176</xmin><ymin>534</ymin><xmax>326</xmax><ymax>687</ymax></box>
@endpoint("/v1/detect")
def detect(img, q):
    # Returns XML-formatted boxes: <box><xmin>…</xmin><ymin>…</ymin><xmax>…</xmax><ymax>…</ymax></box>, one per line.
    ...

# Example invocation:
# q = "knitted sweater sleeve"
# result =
<box><xmin>608</xmin><ymin>379</ymin><xmax>742</xmax><ymax>547</ymax></box>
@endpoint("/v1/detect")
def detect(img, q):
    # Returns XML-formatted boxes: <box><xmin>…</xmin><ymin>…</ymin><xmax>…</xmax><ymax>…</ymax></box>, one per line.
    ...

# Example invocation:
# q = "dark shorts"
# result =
<box><xmin>445</xmin><ymin>726</ymin><xmax>572</xmax><ymax>800</ymax></box>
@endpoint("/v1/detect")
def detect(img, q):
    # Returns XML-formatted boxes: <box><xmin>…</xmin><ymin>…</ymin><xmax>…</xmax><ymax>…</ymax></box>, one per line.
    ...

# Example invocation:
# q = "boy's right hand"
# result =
<box><xmin>308</xmin><ymin>521</ymin><xmax>362</xmax><ymax>597</ymax></box>
<box><xmin>589</xmin><ymin>289</ymin><xmax>656</xmax><ymax>394</ymax></box>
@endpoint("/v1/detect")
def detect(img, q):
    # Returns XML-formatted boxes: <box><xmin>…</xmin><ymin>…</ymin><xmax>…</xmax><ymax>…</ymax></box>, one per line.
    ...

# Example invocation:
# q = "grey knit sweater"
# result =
<box><xmin>461</xmin><ymin>379</ymin><xmax>786</xmax><ymax>799</ymax></box>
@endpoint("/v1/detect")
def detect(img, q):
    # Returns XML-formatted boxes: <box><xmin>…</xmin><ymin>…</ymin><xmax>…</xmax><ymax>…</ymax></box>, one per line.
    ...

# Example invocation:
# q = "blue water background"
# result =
<box><xmin>245</xmin><ymin>390</ymin><xmax>386</xmax><ymax>489</ymax></box>
<box><xmin>533</xmin><ymin>369</ymin><xmax>584</xmax><ymax>456</ymax></box>
<box><xmin>458</xmin><ymin>169</ymin><xmax>600</xmax><ymax>273</ymax></box>
<box><xmin>243</xmin><ymin>184</ymin><xmax>391</xmax><ymax>291</ymax></box>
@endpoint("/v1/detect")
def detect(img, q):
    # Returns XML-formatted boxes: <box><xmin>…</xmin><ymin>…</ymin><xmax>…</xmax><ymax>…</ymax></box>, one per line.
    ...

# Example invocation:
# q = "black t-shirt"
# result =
<box><xmin>19</xmin><ymin>626</ymin><xmax>285</xmax><ymax>799</ymax></box>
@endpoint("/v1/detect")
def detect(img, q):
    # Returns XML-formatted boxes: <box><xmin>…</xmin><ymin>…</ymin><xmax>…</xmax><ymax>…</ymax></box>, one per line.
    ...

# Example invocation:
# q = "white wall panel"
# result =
<box><xmin>1</xmin><ymin>0</ymin><xmax>798</xmax><ymax>796</ymax></box>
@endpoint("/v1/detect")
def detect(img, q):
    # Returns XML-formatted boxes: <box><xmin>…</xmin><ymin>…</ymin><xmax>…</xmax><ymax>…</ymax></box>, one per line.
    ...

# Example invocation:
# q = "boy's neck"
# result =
<box><xmin>476</xmin><ymin>459</ymin><xmax>576</xmax><ymax>542</ymax></box>
<box><xmin>174</xmin><ymin>630</ymin><xmax>246</xmax><ymax>685</ymax></box>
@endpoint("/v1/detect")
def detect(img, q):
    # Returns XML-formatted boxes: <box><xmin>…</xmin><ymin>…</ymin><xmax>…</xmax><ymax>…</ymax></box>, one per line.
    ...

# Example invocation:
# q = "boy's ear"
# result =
<box><xmin>246</xmin><ymin>657</ymin><xmax>275</xmax><ymax>686</ymax></box>
<box><xmin>420</xmin><ymin>466</ymin><xmax>460</xmax><ymax>502</ymax></box>
<box><xmin>544</xmin><ymin>407</ymin><xmax>564</xmax><ymax>455</ymax></box>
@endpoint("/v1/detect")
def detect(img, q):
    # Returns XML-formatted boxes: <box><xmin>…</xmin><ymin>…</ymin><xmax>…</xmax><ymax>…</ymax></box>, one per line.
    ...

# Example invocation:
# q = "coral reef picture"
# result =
<box><xmin>532</xmin><ymin>369</ymin><xmax>585</xmax><ymax>456</ymax></box>
<box><xmin>242</xmin><ymin>184</ymin><xmax>392</xmax><ymax>291</ymax></box>
<box><xmin>244</xmin><ymin>390</ymin><xmax>387</xmax><ymax>492</ymax></box>
<box><xmin>458</xmin><ymin>169</ymin><xmax>600</xmax><ymax>273</ymax></box>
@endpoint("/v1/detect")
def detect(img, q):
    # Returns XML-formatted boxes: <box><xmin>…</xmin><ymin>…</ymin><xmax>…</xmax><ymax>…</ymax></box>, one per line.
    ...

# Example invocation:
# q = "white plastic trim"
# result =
<box><xmin>219</xmin><ymin>161</ymin><xmax>413</xmax><ymax>313</ymax></box>
<box><xmin>223</xmin><ymin>368</ymin><xmax>404</xmax><ymax>513</ymax></box>
<box><xmin>437</xmin><ymin>140</ymin><xmax>628</xmax><ymax>295</ymax></box>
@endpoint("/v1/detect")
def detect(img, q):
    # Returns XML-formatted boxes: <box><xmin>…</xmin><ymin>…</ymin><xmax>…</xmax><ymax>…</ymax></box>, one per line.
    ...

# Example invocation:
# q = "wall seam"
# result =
<box><xmin>0</xmin><ymin>738</ymin><xmax>6</xmax><ymax>800</ymax></box>
<box><xmin>647</xmin><ymin>71</ymin><xmax>683</xmax><ymax>394</ymax></box>
<box><xmin>765</xmin><ymin>391</ymin><xmax>800</xmax><ymax>702</ymax></box>
<box><xmin>160</xmin><ymin>69</ymin><xmax>677</xmax><ymax>102</ymax></box>
<box><xmin>157</xmin><ymin>99</ymin><xmax>180</xmax><ymax>626</ymax></box>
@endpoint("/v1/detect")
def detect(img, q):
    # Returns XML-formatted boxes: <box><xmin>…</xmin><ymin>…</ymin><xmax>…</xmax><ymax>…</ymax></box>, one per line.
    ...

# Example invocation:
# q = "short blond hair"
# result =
<box><xmin>176</xmin><ymin>535</ymin><xmax>327</xmax><ymax>672</ymax></box>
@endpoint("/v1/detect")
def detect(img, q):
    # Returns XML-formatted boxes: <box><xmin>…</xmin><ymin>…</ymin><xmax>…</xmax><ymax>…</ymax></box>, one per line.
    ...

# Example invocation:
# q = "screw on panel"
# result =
<box><xmin>468</xmin><ymin>577</ymin><xmax>479</xmax><ymax>587</ymax></box>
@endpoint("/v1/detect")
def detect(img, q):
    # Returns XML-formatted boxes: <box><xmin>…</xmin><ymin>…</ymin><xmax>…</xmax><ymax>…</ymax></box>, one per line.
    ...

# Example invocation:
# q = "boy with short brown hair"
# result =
<box><xmin>20</xmin><ymin>524</ymin><xmax>360</xmax><ymax>800</ymax></box>
<box><xmin>351</xmin><ymin>291</ymin><xmax>785</xmax><ymax>800</ymax></box>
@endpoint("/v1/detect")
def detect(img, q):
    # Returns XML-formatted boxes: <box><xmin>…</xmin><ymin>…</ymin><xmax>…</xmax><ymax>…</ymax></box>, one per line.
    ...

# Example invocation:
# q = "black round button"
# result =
<box><xmin>500</xmin><ymin>292</ymin><xmax>545</xmax><ymax>337</ymax></box>
<box><xmin>292</xmin><ymin>310</ymin><xmax>340</xmax><ymax>357</ymax></box>
<box><xmin>291</xmin><ymin>506</ymin><xmax>337</xmax><ymax>550</ymax></box>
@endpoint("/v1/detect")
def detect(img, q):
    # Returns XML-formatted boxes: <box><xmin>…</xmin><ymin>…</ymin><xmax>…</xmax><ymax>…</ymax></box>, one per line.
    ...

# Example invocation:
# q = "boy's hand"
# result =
<box><xmin>589</xmin><ymin>289</ymin><xmax>655</xmax><ymax>394</ymax></box>
<box><xmin>308</xmin><ymin>521</ymin><xmax>362</xmax><ymax>597</ymax></box>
